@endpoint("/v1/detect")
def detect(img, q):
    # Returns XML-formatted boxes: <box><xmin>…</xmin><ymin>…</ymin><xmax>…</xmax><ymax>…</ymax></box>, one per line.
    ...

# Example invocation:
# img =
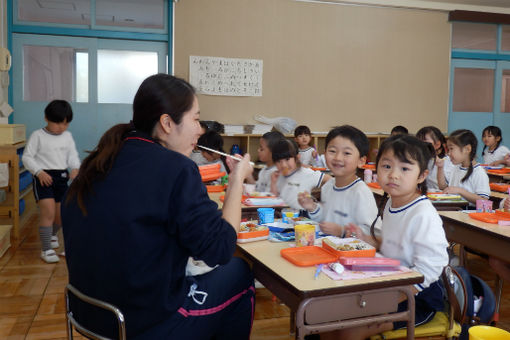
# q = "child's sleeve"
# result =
<box><xmin>407</xmin><ymin>213</ymin><xmax>449</xmax><ymax>291</ymax></box>
<box><xmin>472</xmin><ymin>168</ymin><xmax>490</xmax><ymax>199</ymax></box>
<box><xmin>354</xmin><ymin>185</ymin><xmax>379</xmax><ymax>236</ymax></box>
<box><xmin>21</xmin><ymin>132</ymin><xmax>42</xmax><ymax>175</ymax></box>
<box><xmin>66</xmin><ymin>134</ymin><xmax>81</xmax><ymax>170</ymax></box>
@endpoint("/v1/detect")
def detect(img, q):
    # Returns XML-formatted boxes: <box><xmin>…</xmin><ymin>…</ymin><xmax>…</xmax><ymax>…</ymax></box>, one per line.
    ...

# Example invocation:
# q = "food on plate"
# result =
<box><xmin>323</xmin><ymin>238</ymin><xmax>371</xmax><ymax>251</ymax></box>
<box><xmin>240</xmin><ymin>222</ymin><xmax>268</xmax><ymax>233</ymax></box>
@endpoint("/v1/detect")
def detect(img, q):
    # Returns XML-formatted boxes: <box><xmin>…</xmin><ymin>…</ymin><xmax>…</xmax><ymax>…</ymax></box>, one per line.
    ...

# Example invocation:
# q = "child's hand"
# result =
<box><xmin>504</xmin><ymin>198</ymin><xmax>510</xmax><ymax>212</ymax></box>
<box><xmin>312</xmin><ymin>150</ymin><xmax>318</xmax><ymax>158</ymax></box>
<box><xmin>435</xmin><ymin>156</ymin><xmax>444</xmax><ymax>168</ymax></box>
<box><xmin>504</xmin><ymin>153</ymin><xmax>510</xmax><ymax>167</ymax></box>
<box><xmin>37</xmin><ymin>170</ymin><xmax>53</xmax><ymax>187</ymax></box>
<box><xmin>69</xmin><ymin>169</ymin><xmax>79</xmax><ymax>180</ymax></box>
<box><xmin>344</xmin><ymin>223</ymin><xmax>365</xmax><ymax>239</ymax></box>
<box><xmin>297</xmin><ymin>191</ymin><xmax>317</xmax><ymax>211</ymax></box>
<box><xmin>318</xmin><ymin>222</ymin><xmax>344</xmax><ymax>237</ymax></box>
<box><xmin>271</xmin><ymin>170</ymin><xmax>280</xmax><ymax>184</ymax></box>
<box><xmin>443</xmin><ymin>186</ymin><xmax>461</xmax><ymax>195</ymax></box>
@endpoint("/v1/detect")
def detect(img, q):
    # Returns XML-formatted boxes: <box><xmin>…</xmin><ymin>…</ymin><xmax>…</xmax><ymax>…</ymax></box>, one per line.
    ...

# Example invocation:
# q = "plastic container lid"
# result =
<box><xmin>280</xmin><ymin>246</ymin><xmax>337</xmax><ymax>267</ymax></box>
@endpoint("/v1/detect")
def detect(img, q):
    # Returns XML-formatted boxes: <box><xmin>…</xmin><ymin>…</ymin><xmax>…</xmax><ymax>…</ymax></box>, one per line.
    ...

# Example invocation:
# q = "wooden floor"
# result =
<box><xmin>0</xmin><ymin>212</ymin><xmax>509</xmax><ymax>339</ymax></box>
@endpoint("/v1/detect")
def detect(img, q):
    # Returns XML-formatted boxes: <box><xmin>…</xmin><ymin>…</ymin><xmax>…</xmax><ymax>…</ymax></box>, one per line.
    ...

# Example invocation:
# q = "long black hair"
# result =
<box><xmin>448</xmin><ymin>129</ymin><xmax>478</xmax><ymax>183</ymax></box>
<box><xmin>369</xmin><ymin>134</ymin><xmax>435</xmax><ymax>243</ymax></box>
<box><xmin>416</xmin><ymin>126</ymin><xmax>447</xmax><ymax>158</ymax></box>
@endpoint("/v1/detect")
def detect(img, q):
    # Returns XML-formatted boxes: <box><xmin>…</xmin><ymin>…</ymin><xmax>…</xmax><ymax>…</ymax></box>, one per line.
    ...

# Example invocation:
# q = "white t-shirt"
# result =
<box><xmin>189</xmin><ymin>150</ymin><xmax>209</xmax><ymax>166</ymax></box>
<box><xmin>22</xmin><ymin>128</ymin><xmax>81</xmax><ymax>175</ymax></box>
<box><xmin>447</xmin><ymin>164</ymin><xmax>490</xmax><ymax>204</ymax></box>
<box><xmin>483</xmin><ymin>145</ymin><xmax>510</xmax><ymax>164</ymax></box>
<box><xmin>256</xmin><ymin>165</ymin><xmax>277</xmax><ymax>193</ymax></box>
<box><xmin>427</xmin><ymin>156</ymin><xmax>454</xmax><ymax>192</ymax></box>
<box><xmin>309</xmin><ymin>178</ymin><xmax>378</xmax><ymax>235</ymax></box>
<box><xmin>276</xmin><ymin>167</ymin><xmax>324</xmax><ymax>209</ymax></box>
<box><xmin>380</xmin><ymin>196</ymin><xmax>449</xmax><ymax>291</ymax></box>
<box><xmin>298</xmin><ymin>147</ymin><xmax>315</xmax><ymax>166</ymax></box>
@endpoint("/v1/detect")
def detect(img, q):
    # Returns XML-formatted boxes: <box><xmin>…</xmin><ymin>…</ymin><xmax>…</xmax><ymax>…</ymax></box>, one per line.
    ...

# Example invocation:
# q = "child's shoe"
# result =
<box><xmin>41</xmin><ymin>249</ymin><xmax>59</xmax><ymax>263</ymax></box>
<box><xmin>50</xmin><ymin>236</ymin><xmax>59</xmax><ymax>249</ymax></box>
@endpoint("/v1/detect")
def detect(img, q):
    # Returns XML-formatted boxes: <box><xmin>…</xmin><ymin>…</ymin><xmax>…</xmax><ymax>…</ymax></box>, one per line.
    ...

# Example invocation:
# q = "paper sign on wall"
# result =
<box><xmin>189</xmin><ymin>56</ymin><xmax>262</xmax><ymax>97</ymax></box>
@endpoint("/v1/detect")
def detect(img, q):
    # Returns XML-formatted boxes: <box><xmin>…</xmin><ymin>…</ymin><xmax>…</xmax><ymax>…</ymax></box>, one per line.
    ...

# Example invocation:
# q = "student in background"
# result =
<box><xmin>481</xmin><ymin>126</ymin><xmax>510</xmax><ymax>166</ymax></box>
<box><xmin>270</xmin><ymin>139</ymin><xmax>330</xmax><ymax>210</ymax></box>
<box><xmin>294</xmin><ymin>125</ymin><xmax>319</xmax><ymax>166</ymax></box>
<box><xmin>437</xmin><ymin>129</ymin><xmax>490</xmax><ymax>205</ymax></box>
<box><xmin>189</xmin><ymin>121</ymin><xmax>209</xmax><ymax>165</ymax></box>
<box><xmin>62</xmin><ymin>74</ymin><xmax>254</xmax><ymax>339</ymax></box>
<box><xmin>22</xmin><ymin>100</ymin><xmax>81</xmax><ymax>263</ymax></box>
<box><xmin>416</xmin><ymin>126</ymin><xmax>454</xmax><ymax>192</ymax></box>
<box><xmin>245</xmin><ymin>131</ymin><xmax>284</xmax><ymax>193</ymax></box>
<box><xmin>390</xmin><ymin>125</ymin><xmax>408</xmax><ymax>136</ymax></box>
<box><xmin>334</xmin><ymin>135</ymin><xmax>448</xmax><ymax>340</ymax></box>
<box><xmin>196</xmin><ymin>130</ymin><xmax>228</xmax><ymax>173</ymax></box>
<box><xmin>298</xmin><ymin>125</ymin><xmax>378</xmax><ymax>236</ymax></box>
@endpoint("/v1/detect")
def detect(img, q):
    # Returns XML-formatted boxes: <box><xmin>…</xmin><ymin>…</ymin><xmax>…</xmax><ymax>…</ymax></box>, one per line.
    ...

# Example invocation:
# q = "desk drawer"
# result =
<box><xmin>304</xmin><ymin>290</ymin><xmax>399</xmax><ymax>324</ymax></box>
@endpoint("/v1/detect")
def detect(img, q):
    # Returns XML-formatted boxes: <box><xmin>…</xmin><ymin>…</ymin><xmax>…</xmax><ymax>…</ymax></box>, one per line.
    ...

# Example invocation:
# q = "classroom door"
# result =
<box><xmin>448</xmin><ymin>59</ymin><xmax>497</xmax><ymax>159</ymax></box>
<box><xmin>11</xmin><ymin>34</ymin><xmax>167</xmax><ymax>159</ymax></box>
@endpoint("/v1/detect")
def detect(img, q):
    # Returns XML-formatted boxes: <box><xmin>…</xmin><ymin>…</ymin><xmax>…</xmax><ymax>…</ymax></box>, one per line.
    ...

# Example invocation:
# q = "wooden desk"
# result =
<box><xmin>487</xmin><ymin>169</ymin><xmax>510</xmax><ymax>183</ymax></box>
<box><xmin>238</xmin><ymin>241</ymin><xmax>423</xmax><ymax>339</ymax></box>
<box><xmin>439</xmin><ymin>211</ymin><xmax>510</xmax><ymax>262</ymax></box>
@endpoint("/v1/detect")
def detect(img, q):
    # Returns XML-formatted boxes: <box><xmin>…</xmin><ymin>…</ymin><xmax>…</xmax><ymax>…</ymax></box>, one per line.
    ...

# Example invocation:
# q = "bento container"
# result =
<box><xmin>322</xmin><ymin>236</ymin><xmax>376</xmax><ymax>259</ymax></box>
<box><xmin>237</xmin><ymin>221</ymin><xmax>269</xmax><ymax>243</ymax></box>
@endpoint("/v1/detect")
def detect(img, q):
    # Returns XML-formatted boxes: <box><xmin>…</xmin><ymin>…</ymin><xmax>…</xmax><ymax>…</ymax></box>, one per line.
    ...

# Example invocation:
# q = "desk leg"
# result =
<box><xmin>290</xmin><ymin>310</ymin><xmax>296</xmax><ymax>337</ymax></box>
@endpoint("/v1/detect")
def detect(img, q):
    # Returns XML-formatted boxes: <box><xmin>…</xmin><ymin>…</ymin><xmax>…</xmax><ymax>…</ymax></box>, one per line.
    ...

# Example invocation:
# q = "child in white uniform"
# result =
<box><xmin>332</xmin><ymin>134</ymin><xmax>448</xmax><ymax>340</ymax></box>
<box><xmin>294</xmin><ymin>125</ymin><xmax>320</xmax><ymax>167</ymax></box>
<box><xmin>245</xmin><ymin>131</ymin><xmax>284</xmax><ymax>193</ymax></box>
<box><xmin>438</xmin><ymin>129</ymin><xmax>490</xmax><ymax>206</ymax></box>
<box><xmin>416</xmin><ymin>126</ymin><xmax>454</xmax><ymax>192</ymax></box>
<box><xmin>23</xmin><ymin>100</ymin><xmax>81</xmax><ymax>263</ymax></box>
<box><xmin>270</xmin><ymin>139</ymin><xmax>330</xmax><ymax>210</ymax></box>
<box><xmin>298</xmin><ymin>125</ymin><xmax>378</xmax><ymax>236</ymax></box>
<box><xmin>195</xmin><ymin>130</ymin><xmax>227</xmax><ymax>174</ymax></box>
<box><xmin>481</xmin><ymin>126</ymin><xmax>510</xmax><ymax>166</ymax></box>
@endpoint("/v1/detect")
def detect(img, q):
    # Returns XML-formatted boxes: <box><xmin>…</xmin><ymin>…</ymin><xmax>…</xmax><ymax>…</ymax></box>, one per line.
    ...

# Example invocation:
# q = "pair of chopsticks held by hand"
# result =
<box><xmin>197</xmin><ymin>145</ymin><xmax>255</xmax><ymax>166</ymax></box>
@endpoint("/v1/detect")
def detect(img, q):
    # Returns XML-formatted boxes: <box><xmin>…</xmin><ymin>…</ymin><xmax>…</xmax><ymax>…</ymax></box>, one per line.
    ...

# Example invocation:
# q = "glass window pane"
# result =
<box><xmin>452</xmin><ymin>22</ymin><xmax>497</xmax><ymax>51</ymax></box>
<box><xmin>97</xmin><ymin>50</ymin><xmax>158</xmax><ymax>104</ymax></box>
<box><xmin>76</xmin><ymin>52</ymin><xmax>89</xmax><ymax>103</ymax></box>
<box><xmin>23</xmin><ymin>45</ymin><xmax>87</xmax><ymax>102</ymax></box>
<box><xmin>17</xmin><ymin>0</ymin><xmax>90</xmax><ymax>25</ymax></box>
<box><xmin>96</xmin><ymin>0</ymin><xmax>164</xmax><ymax>29</ymax></box>
<box><xmin>501</xmin><ymin>25</ymin><xmax>510</xmax><ymax>52</ymax></box>
<box><xmin>453</xmin><ymin>67</ymin><xmax>494</xmax><ymax>112</ymax></box>
<box><xmin>500</xmin><ymin>70</ymin><xmax>510</xmax><ymax>113</ymax></box>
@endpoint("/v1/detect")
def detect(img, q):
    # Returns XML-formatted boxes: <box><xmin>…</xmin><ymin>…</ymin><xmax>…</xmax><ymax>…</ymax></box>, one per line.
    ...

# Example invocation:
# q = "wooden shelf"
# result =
<box><xmin>0</xmin><ymin>141</ymin><xmax>35</xmax><ymax>248</ymax></box>
<box><xmin>221</xmin><ymin>133</ymin><xmax>390</xmax><ymax>163</ymax></box>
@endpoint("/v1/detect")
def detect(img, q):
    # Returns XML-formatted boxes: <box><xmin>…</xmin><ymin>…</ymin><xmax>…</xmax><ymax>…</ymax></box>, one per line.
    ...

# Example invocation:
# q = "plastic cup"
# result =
<box><xmin>483</xmin><ymin>200</ymin><xmax>493</xmax><ymax>213</ymax></box>
<box><xmin>469</xmin><ymin>325</ymin><xmax>510</xmax><ymax>340</ymax></box>
<box><xmin>281</xmin><ymin>208</ymin><xmax>299</xmax><ymax>223</ymax></box>
<box><xmin>294</xmin><ymin>224</ymin><xmax>316</xmax><ymax>247</ymax></box>
<box><xmin>257</xmin><ymin>208</ymin><xmax>275</xmax><ymax>224</ymax></box>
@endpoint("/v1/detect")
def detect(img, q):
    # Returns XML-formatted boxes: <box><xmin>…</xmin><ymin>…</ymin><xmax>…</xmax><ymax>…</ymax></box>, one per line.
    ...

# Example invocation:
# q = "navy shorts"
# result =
<box><xmin>33</xmin><ymin>169</ymin><xmax>69</xmax><ymax>203</ymax></box>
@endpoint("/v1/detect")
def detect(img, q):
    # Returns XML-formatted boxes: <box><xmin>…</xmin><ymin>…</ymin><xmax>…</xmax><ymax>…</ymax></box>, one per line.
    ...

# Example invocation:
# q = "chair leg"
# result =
<box><xmin>492</xmin><ymin>276</ymin><xmax>504</xmax><ymax>324</ymax></box>
<box><xmin>66</xmin><ymin>314</ymin><xmax>74</xmax><ymax>340</ymax></box>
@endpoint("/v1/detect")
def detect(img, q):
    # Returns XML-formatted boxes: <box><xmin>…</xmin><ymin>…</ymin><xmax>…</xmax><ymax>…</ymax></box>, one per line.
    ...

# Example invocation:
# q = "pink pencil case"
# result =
<box><xmin>339</xmin><ymin>257</ymin><xmax>401</xmax><ymax>271</ymax></box>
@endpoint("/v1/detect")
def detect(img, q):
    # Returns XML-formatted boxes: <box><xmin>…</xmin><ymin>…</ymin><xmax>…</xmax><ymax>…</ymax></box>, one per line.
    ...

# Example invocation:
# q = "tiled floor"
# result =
<box><xmin>0</xmin><ymin>212</ymin><xmax>508</xmax><ymax>339</ymax></box>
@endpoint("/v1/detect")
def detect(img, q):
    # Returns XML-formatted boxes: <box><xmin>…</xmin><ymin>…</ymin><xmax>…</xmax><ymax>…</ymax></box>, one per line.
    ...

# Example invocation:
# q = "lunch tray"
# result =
<box><xmin>468</xmin><ymin>211</ymin><xmax>510</xmax><ymax>224</ymax></box>
<box><xmin>487</xmin><ymin>168</ymin><xmax>510</xmax><ymax>175</ymax></box>
<box><xmin>280</xmin><ymin>246</ymin><xmax>337</xmax><ymax>267</ymax></box>
<box><xmin>489</xmin><ymin>183</ymin><xmax>510</xmax><ymax>193</ymax></box>
<box><xmin>367</xmin><ymin>182</ymin><xmax>381</xmax><ymax>189</ymax></box>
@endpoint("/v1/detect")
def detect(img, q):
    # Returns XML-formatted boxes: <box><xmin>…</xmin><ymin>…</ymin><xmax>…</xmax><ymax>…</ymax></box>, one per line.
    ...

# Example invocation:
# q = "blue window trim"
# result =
<box><xmin>6</xmin><ymin>0</ymin><xmax>173</xmax><ymax>122</ymax></box>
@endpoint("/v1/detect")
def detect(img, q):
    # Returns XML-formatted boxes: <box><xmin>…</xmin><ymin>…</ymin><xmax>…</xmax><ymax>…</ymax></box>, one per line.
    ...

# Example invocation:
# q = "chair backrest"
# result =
<box><xmin>65</xmin><ymin>283</ymin><xmax>126</xmax><ymax>340</ymax></box>
<box><xmin>442</xmin><ymin>265</ymin><xmax>468</xmax><ymax>326</ymax></box>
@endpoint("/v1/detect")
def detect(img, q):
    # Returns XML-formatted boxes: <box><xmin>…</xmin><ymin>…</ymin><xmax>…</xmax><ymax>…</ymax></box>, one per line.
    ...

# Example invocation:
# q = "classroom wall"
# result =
<box><xmin>174</xmin><ymin>0</ymin><xmax>451</xmax><ymax>134</ymax></box>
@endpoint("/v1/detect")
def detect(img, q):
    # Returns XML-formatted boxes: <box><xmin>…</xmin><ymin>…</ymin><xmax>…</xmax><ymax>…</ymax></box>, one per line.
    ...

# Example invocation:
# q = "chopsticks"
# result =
<box><xmin>197</xmin><ymin>145</ymin><xmax>255</xmax><ymax>166</ymax></box>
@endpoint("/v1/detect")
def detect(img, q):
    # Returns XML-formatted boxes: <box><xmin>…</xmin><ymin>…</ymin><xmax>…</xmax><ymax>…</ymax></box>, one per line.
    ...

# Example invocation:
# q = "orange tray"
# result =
<box><xmin>311</xmin><ymin>167</ymin><xmax>327</xmax><ymax>171</ymax></box>
<box><xmin>280</xmin><ymin>246</ymin><xmax>337</xmax><ymax>267</ymax></box>
<box><xmin>201</xmin><ymin>171</ymin><xmax>226</xmax><ymax>182</ymax></box>
<box><xmin>361</xmin><ymin>164</ymin><xmax>376</xmax><ymax>170</ymax></box>
<box><xmin>490</xmin><ymin>183</ymin><xmax>510</xmax><ymax>193</ymax></box>
<box><xmin>367</xmin><ymin>182</ymin><xmax>381</xmax><ymax>189</ymax></box>
<box><xmin>487</xmin><ymin>168</ymin><xmax>510</xmax><ymax>175</ymax></box>
<box><xmin>237</xmin><ymin>227</ymin><xmax>269</xmax><ymax>240</ymax></box>
<box><xmin>322</xmin><ymin>239</ymin><xmax>376</xmax><ymax>259</ymax></box>
<box><xmin>468</xmin><ymin>211</ymin><xmax>510</xmax><ymax>224</ymax></box>
<box><xmin>206</xmin><ymin>184</ymin><xmax>225</xmax><ymax>192</ymax></box>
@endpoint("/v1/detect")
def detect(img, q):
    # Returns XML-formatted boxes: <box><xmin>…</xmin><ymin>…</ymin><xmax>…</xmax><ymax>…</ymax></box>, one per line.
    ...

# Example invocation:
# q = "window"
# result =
<box><xmin>452</xmin><ymin>67</ymin><xmax>494</xmax><ymax>112</ymax></box>
<box><xmin>452</xmin><ymin>22</ymin><xmax>497</xmax><ymax>51</ymax></box>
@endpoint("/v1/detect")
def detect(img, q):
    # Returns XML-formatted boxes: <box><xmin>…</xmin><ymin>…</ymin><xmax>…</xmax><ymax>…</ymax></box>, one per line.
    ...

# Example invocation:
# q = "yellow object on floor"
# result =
<box><xmin>370</xmin><ymin>312</ymin><xmax>461</xmax><ymax>340</ymax></box>
<box><xmin>469</xmin><ymin>325</ymin><xmax>510</xmax><ymax>340</ymax></box>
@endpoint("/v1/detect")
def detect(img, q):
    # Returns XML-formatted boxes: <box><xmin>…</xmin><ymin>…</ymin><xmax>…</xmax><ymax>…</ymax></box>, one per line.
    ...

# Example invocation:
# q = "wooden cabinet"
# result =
<box><xmin>0</xmin><ymin>142</ymin><xmax>36</xmax><ymax>248</ymax></box>
<box><xmin>221</xmin><ymin>133</ymin><xmax>389</xmax><ymax>163</ymax></box>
